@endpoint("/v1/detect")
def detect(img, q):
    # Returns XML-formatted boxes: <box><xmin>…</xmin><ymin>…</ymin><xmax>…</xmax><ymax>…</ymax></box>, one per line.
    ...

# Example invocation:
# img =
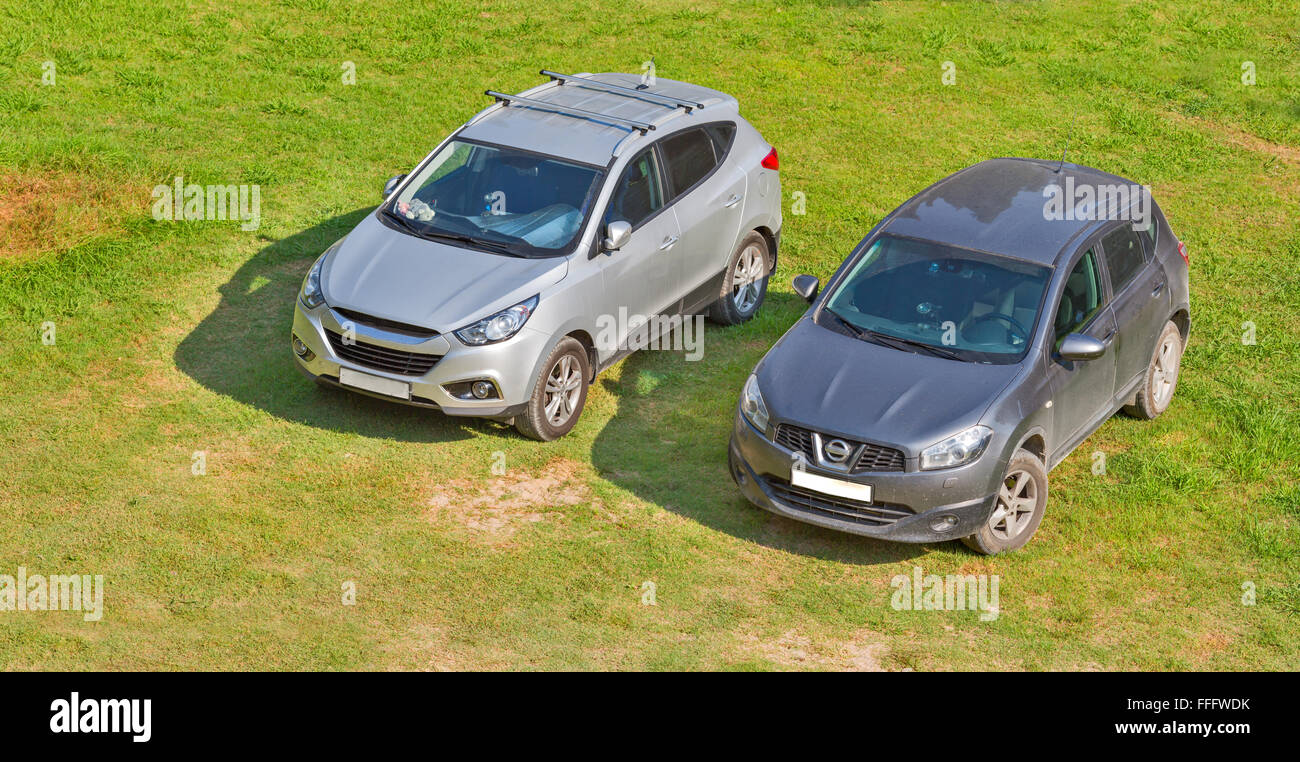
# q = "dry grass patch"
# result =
<box><xmin>1180</xmin><ymin>115</ymin><xmax>1300</xmax><ymax>166</ymax></box>
<box><xmin>0</xmin><ymin>170</ymin><xmax>146</xmax><ymax>261</ymax></box>
<box><xmin>425</xmin><ymin>458</ymin><xmax>596</xmax><ymax>542</ymax></box>
<box><xmin>737</xmin><ymin>628</ymin><xmax>889</xmax><ymax>671</ymax></box>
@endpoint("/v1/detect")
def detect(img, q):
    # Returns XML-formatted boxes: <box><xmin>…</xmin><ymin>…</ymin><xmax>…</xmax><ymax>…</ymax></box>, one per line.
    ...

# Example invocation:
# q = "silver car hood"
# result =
<box><xmin>321</xmin><ymin>213</ymin><xmax>568</xmax><ymax>331</ymax></box>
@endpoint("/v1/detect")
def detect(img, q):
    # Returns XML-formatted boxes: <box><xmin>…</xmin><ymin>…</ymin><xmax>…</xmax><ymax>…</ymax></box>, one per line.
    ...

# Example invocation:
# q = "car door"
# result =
<box><xmin>1044</xmin><ymin>244</ymin><xmax>1119</xmax><ymax>459</ymax></box>
<box><xmin>594</xmin><ymin>146</ymin><xmax>682</xmax><ymax>355</ymax></box>
<box><xmin>1099</xmin><ymin>221</ymin><xmax>1170</xmax><ymax>400</ymax></box>
<box><xmin>657</xmin><ymin>124</ymin><xmax>747</xmax><ymax>309</ymax></box>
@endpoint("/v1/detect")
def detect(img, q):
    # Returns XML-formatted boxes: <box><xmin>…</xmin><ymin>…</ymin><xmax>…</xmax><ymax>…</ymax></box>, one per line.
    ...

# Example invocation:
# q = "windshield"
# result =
<box><xmin>821</xmin><ymin>234</ymin><xmax>1051</xmax><ymax>363</ymax></box>
<box><xmin>382</xmin><ymin>139</ymin><xmax>603</xmax><ymax>257</ymax></box>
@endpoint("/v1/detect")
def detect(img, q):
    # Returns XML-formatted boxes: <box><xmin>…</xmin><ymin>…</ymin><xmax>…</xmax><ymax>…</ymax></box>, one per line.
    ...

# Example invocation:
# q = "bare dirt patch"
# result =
<box><xmin>738</xmin><ymin>628</ymin><xmax>888</xmax><ymax>671</ymax></box>
<box><xmin>0</xmin><ymin>170</ymin><xmax>146</xmax><ymax>261</ymax></box>
<box><xmin>426</xmin><ymin>458</ymin><xmax>595</xmax><ymax>542</ymax></box>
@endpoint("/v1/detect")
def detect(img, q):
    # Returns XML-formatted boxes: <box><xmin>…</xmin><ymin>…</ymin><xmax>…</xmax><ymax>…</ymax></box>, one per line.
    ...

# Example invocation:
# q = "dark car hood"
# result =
<box><xmin>756</xmin><ymin>317</ymin><xmax>1023</xmax><ymax>454</ymax></box>
<box><xmin>321</xmin><ymin>213</ymin><xmax>567</xmax><ymax>331</ymax></box>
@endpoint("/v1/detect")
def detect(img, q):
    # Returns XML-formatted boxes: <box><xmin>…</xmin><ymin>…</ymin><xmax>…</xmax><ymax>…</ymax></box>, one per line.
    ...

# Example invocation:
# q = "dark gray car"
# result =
<box><xmin>729</xmin><ymin>158</ymin><xmax>1190</xmax><ymax>554</ymax></box>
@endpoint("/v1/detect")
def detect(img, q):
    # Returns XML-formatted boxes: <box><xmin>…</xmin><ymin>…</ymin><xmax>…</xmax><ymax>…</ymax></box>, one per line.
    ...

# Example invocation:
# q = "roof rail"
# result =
<box><xmin>540</xmin><ymin>70</ymin><xmax>706</xmax><ymax>113</ymax></box>
<box><xmin>484</xmin><ymin>90</ymin><xmax>656</xmax><ymax>135</ymax></box>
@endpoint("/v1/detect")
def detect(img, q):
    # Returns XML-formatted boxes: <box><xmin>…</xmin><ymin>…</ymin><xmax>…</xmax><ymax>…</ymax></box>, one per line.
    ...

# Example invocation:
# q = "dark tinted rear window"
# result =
<box><xmin>1101</xmin><ymin>224</ymin><xmax>1147</xmax><ymax>293</ymax></box>
<box><xmin>706</xmin><ymin>123</ymin><xmax>736</xmax><ymax>155</ymax></box>
<box><xmin>660</xmin><ymin>128</ymin><xmax>717</xmax><ymax>196</ymax></box>
<box><xmin>1139</xmin><ymin>213</ymin><xmax>1158</xmax><ymax>254</ymax></box>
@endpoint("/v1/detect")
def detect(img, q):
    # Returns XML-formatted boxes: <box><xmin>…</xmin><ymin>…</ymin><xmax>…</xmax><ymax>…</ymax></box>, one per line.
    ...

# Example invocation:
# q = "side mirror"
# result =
<box><xmin>382</xmin><ymin>174</ymin><xmax>407</xmax><ymax>199</ymax></box>
<box><xmin>792</xmin><ymin>274</ymin><xmax>820</xmax><ymax>302</ymax></box>
<box><xmin>603</xmin><ymin>220</ymin><xmax>632</xmax><ymax>252</ymax></box>
<box><xmin>1058</xmin><ymin>333</ymin><xmax>1106</xmax><ymax>361</ymax></box>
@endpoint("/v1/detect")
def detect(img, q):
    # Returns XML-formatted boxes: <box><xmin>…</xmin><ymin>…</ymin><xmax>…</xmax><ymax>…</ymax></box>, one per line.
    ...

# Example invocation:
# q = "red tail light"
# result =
<box><xmin>761</xmin><ymin>147</ymin><xmax>779</xmax><ymax>170</ymax></box>
<box><xmin>1177</xmin><ymin>241</ymin><xmax>1188</xmax><ymax>264</ymax></box>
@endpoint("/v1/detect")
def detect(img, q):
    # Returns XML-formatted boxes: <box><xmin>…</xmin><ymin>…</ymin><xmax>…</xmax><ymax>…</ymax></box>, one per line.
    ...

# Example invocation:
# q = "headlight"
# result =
<box><xmin>299</xmin><ymin>249</ymin><xmax>331</xmax><ymax>309</ymax></box>
<box><xmin>740</xmin><ymin>373</ymin><xmax>770</xmax><ymax>432</ymax></box>
<box><xmin>920</xmin><ymin>425</ymin><xmax>993</xmax><ymax>470</ymax></box>
<box><xmin>454</xmin><ymin>295</ymin><xmax>538</xmax><ymax>346</ymax></box>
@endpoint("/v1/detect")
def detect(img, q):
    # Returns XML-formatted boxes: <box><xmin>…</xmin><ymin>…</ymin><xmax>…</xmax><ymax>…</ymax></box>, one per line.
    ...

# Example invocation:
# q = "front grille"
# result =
<box><xmin>764</xmin><ymin>477</ymin><xmax>913</xmax><ymax>527</ymax></box>
<box><xmin>774</xmin><ymin>423</ymin><xmax>815</xmax><ymax>456</ymax></box>
<box><xmin>851</xmin><ymin>442</ymin><xmax>906</xmax><ymax>474</ymax></box>
<box><xmin>773</xmin><ymin>423</ymin><xmax>906</xmax><ymax>473</ymax></box>
<box><xmin>325</xmin><ymin>330</ymin><xmax>440</xmax><ymax>376</ymax></box>
<box><xmin>333</xmin><ymin>308</ymin><xmax>438</xmax><ymax>338</ymax></box>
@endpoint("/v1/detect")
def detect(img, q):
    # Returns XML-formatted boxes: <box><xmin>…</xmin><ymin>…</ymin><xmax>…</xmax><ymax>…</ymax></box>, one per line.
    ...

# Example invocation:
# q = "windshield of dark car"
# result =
<box><xmin>821</xmin><ymin>234</ymin><xmax>1052</xmax><ymax>363</ymax></box>
<box><xmin>382</xmin><ymin>139</ymin><xmax>603</xmax><ymax>257</ymax></box>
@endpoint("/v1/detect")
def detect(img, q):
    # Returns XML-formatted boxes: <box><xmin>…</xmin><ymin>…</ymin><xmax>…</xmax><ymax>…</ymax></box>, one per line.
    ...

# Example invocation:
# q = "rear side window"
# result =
<box><xmin>1138</xmin><ymin>212</ymin><xmax>1158</xmax><ymax>255</ymax></box>
<box><xmin>706</xmin><ymin>123</ymin><xmax>736</xmax><ymax>156</ymax></box>
<box><xmin>1100</xmin><ymin>224</ymin><xmax>1148</xmax><ymax>293</ymax></box>
<box><xmin>1054</xmin><ymin>249</ymin><xmax>1105</xmax><ymax>340</ymax></box>
<box><xmin>604</xmin><ymin>148</ymin><xmax>664</xmax><ymax>228</ymax></box>
<box><xmin>659</xmin><ymin>128</ymin><xmax>718</xmax><ymax>197</ymax></box>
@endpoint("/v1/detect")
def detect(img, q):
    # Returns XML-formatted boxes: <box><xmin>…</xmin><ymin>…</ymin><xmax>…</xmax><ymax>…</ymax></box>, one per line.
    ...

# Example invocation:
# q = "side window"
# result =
<box><xmin>1138</xmin><ymin>215</ymin><xmax>1157</xmax><ymax>255</ymax></box>
<box><xmin>604</xmin><ymin>148</ymin><xmax>664</xmax><ymax>228</ymax></box>
<box><xmin>659</xmin><ymin>128</ymin><xmax>718</xmax><ymax>197</ymax></box>
<box><xmin>705</xmin><ymin>123</ymin><xmax>736</xmax><ymax>157</ymax></box>
<box><xmin>1054</xmin><ymin>249</ymin><xmax>1105</xmax><ymax>340</ymax></box>
<box><xmin>1100</xmin><ymin>224</ymin><xmax>1148</xmax><ymax>293</ymax></box>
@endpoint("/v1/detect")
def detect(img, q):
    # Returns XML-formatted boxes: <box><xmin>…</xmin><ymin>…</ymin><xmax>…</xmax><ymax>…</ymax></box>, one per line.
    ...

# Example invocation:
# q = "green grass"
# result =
<box><xmin>1</xmin><ymin>0</ymin><xmax>1297</xmax><ymax>670</ymax></box>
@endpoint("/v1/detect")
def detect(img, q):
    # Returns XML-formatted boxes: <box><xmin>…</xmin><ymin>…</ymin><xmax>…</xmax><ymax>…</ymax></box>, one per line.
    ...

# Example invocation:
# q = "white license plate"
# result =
<box><xmin>339</xmin><ymin>367</ymin><xmax>411</xmax><ymax>400</ymax></box>
<box><xmin>791</xmin><ymin>468</ymin><xmax>873</xmax><ymax>503</ymax></box>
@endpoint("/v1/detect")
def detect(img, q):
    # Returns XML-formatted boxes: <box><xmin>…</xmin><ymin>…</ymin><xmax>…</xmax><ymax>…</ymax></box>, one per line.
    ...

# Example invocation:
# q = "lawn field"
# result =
<box><xmin>1</xmin><ymin>0</ymin><xmax>1297</xmax><ymax>670</ymax></box>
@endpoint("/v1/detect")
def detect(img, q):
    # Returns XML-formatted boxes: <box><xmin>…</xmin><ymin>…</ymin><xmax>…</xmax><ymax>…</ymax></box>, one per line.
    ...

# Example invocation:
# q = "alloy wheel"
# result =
<box><xmin>987</xmin><ymin>469</ymin><xmax>1037</xmax><ymax>541</ymax></box>
<box><xmin>731</xmin><ymin>245</ymin><xmax>764</xmax><ymax>313</ymax></box>
<box><xmin>543</xmin><ymin>354</ymin><xmax>583</xmax><ymax>426</ymax></box>
<box><xmin>1152</xmin><ymin>336</ymin><xmax>1179</xmax><ymax>408</ymax></box>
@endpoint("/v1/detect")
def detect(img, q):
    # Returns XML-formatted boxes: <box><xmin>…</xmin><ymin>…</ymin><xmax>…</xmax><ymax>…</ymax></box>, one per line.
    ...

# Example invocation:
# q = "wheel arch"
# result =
<box><xmin>754</xmin><ymin>225</ymin><xmax>779</xmax><ymax>273</ymax></box>
<box><xmin>565</xmin><ymin>328</ymin><xmax>598</xmax><ymax>381</ymax></box>
<box><xmin>1015</xmin><ymin>428</ymin><xmax>1048</xmax><ymax>465</ymax></box>
<box><xmin>1169</xmin><ymin>307</ymin><xmax>1191</xmax><ymax>342</ymax></box>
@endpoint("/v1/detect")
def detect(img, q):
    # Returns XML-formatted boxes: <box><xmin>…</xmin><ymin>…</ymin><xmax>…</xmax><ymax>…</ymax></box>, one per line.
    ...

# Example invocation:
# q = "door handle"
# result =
<box><xmin>659</xmin><ymin>235</ymin><xmax>679</xmax><ymax>251</ymax></box>
<box><xmin>1151</xmin><ymin>282</ymin><xmax>1165</xmax><ymax>297</ymax></box>
<box><xmin>723</xmin><ymin>194</ymin><xmax>743</xmax><ymax>208</ymax></box>
<box><xmin>1101</xmin><ymin>329</ymin><xmax>1116</xmax><ymax>346</ymax></box>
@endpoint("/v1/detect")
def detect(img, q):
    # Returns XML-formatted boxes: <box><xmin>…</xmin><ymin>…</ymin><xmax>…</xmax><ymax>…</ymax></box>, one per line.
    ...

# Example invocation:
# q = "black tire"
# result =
<box><xmin>708</xmin><ymin>231</ymin><xmax>770</xmax><ymax>326</ymax></box>
<box><xmin>1123</xmin><ymin>320</ymin><xmax>1183</xmax><ymax>420</ymax></box>
<box><xmin>961</xmin><ymin>449</ymin><xmax>1048</xmax><ymax>555</ymax></box>
<box><xmin>514</xmin><ymin>337</ymin><xmax>590</xmax><ymax>441</ymax></box>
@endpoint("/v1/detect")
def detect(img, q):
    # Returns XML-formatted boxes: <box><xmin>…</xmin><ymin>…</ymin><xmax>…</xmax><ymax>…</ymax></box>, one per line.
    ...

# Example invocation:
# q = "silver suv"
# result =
<box><xmin>292</xmin><ymin>70</ymin><xmax>782</xmax><ymax>439</ymax></box>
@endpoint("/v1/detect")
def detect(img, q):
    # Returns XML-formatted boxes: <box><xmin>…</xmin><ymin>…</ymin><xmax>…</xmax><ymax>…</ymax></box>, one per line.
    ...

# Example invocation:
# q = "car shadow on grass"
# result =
<box><xmin>174</xmin><ymin>208</ymin><xmax>502</xmax><ymax>444</ymax></box>
<box><xmin>588</xmin><ymin>293</ymin><xmax>932</xmax><ymax>566</ymax></box>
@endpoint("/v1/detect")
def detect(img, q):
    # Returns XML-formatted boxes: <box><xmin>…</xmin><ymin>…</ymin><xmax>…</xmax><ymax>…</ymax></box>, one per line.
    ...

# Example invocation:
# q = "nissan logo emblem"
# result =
<box><xmin>823</xmin><ymin>439</ymin><xmax>852</xmax><ymax>463</ymax></box>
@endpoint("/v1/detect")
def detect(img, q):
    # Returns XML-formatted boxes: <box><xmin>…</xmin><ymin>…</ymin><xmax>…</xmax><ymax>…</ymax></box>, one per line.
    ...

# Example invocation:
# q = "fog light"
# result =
<box><xmin>471</xmin><ymin>381</ymin><xmax>493</xmax><ymax>399</ymax></box>
<box><xmin>929</xmin><ymin>514</ymin><xmax>959</xmax><ymax>532</ymax></box>
<box><xmin>292</xmin><ymin>335</ymin><xmax>314</xmax><ymax>361</ymax></box>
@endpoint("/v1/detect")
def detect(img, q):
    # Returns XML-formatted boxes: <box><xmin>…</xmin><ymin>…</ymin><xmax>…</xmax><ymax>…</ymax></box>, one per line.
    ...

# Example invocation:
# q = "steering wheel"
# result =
<box><xmin>967</xmin><ymin>312</ymin><xmax>1029</xmax><ymax>345</ymax></box>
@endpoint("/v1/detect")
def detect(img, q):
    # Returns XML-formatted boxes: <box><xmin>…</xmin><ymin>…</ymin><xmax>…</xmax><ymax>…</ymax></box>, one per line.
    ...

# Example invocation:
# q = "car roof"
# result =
<box><xmin>457</xmin><ymin>73</ymin><xmax>739</xmax><ymax>166</ymax></box>
<box><xmin>881</xmin><ymin>157</ymin><xmax>1140</xmax><ymax>266</ymax></box>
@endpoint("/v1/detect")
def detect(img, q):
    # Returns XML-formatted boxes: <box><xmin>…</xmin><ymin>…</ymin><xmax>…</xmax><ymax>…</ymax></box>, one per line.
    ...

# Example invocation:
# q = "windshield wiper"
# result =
<box><xmin>381</xmin><ymin>210</ymin><xmax>524</xmax><ymax>257</ymax></box>
<box><xmin>824</xmin><ymin>308</ymin><xmax>965</xmax><ymax>361</ymax></box>
<box><xmin>381</xmin><ymin>208</ymin><xmax>423</xmax><ymax>235</ymax></box>
<box><xmin>824</xmin><ymin>308</ymin><xmax>873</xmax><ymax>340</ymax></box>
<box><xmin>824</xmin><ymin>309</ymin><xmax>912</xmax><ymax>351</ymax></box>
<box><xmin>868</xmin><ymin>331</ymin><xmax>965</xmax><ymax>361</ymax></box>
<box><xmin>420</xmin><ymin>230</ymin><xmax>525</xmax><ymax>257</ymax></box>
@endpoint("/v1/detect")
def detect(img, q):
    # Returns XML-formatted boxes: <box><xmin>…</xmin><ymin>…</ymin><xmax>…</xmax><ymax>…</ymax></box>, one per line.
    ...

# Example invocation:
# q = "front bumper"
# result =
<box><xmin>291</xmin><ymin>300</ymin><xmax>544</xmax><ymax>419</ymax></box>
<box><xmin>728</xmin><ymin>411</ymin><xmax>999</xmax><ymax>543</ymax></box>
